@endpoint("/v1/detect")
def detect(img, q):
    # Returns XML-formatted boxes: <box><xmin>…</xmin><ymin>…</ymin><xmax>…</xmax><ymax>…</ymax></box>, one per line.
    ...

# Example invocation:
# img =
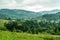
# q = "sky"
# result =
<box><xmin>0</xmin><ymin>0</ymin><xmax>60</xmax><ymax>12</ymax></box>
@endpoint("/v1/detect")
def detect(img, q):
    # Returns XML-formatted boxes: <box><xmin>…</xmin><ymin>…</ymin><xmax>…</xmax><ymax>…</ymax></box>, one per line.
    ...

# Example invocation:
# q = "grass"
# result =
<box><xmin>0</xmin><ymin>30</ymin><xmax>60</xmax><ymax>40</ymax></box>
<box><xmin>0</xmin><ymin>19</ymin><xmax>9</xmax><ymax>31</ymax></box>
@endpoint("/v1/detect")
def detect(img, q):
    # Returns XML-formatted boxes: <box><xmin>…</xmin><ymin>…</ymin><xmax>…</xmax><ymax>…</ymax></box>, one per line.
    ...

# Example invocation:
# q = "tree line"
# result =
<box><xmin>4</xmin><ymin>19</ymin><xmax>60</xmax><ymax>35</ymax></box>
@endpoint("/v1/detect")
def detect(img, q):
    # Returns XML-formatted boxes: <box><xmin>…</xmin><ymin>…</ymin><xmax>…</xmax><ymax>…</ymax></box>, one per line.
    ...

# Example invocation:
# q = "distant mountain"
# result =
<box><xmin>0</xmin><ymin>9</ymin><xmax>41</xmax><ymax>19</ymax></box>
<box><xmin>42</xmin><ymin>12</ymin><xmax>60</xmax><ymax>20</ymax></box>
<box><xmin>0</xmin><ymin>9</ymin><xmax>60</xmax><ymax>19</ymax></box>
<box><xmin>0</xmin><ymin>13</ymin><xmax>8</xmax><ymax>19</ymax></box>
<box><xmin>38</xmin><ymin>9</ymin><xmax>60</xmax><ymax>15</ymax></box>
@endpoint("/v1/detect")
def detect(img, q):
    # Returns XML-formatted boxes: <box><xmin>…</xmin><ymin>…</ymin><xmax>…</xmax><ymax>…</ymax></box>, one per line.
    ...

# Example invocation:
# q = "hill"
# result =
<box><xmin>0</xmin><ymin>9</ymin><xmax>60</xmax><ymax>20</ymax></box>
<box><xmin>0</xmin><ymin>9</ymin><xmax>41</xmax><ymax>19</ymax></box>
<box><xmin>42</xmin><ymin>12</ymin><xmax>60</xmax><ymax>20</ymax></box>
<box><xmin>0</xmin><ymin>13</ymin><xmax>8</xmax><ymax>19</ymax></box>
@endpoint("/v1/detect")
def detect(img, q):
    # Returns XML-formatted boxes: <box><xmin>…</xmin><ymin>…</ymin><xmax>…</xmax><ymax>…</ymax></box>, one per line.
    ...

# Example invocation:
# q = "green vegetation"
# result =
<box><xmin>0</xmin><ymin>19</ymin><xmax>9</xmax><ymax>31</ymax></box>
<box><xmin>0</xmin><ymin>9</ymin><xmax>60</xmax><ymax>40</ymax></box>
<box><xmin>0</xmin><ymin>19</ymin><xmax>60</xmax><ymax>40</ymax></box>
<box><xmin>0</xmin><ymin>31</ymin><xmax>60</xmax><ymax>40</ymax></box>
<box><xmin>3</xmin><ymin>19</ymin><xmax>60</xmax><ymax>35</ymax></box>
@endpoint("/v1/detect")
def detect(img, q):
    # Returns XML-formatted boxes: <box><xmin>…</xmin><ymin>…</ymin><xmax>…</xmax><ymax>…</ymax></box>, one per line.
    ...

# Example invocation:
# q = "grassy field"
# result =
<box><xmin>0</xmin><ymin>31</ymin><xmax>60</xmax><ymax>40</ymax></box>
<box><xmin>0</xmin><ymin>19</ymin><xmax>9</xmax><ymax>31</ymax></box>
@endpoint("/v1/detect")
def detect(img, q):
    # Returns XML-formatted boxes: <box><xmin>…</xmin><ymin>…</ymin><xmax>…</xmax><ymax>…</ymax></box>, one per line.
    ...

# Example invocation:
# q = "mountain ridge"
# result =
<box><xmin>0</xmin><ymin>9</ymin><xmax>60</xmax><ymax>19</ymax></box>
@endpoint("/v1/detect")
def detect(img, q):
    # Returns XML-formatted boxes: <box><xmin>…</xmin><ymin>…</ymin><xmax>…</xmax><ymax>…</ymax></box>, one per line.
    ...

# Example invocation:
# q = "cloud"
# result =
<box><xmin>0</xmin><ymin>0</ymin><xmax>17</xmax><ymax>8</ymax></box>
<box><xmin>0</xmin><ymin>0</ymin><xmax>60</xmax><ymax>12</ymax></box>
<box><xmin>20</xmin><ymin>4</ymin><xmax>44</xmax><ymax>12</ymax></box>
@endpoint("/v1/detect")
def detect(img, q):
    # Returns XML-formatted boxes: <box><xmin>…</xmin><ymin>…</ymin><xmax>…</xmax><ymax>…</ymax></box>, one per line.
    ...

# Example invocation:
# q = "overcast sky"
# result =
<box><xmin>0</xmin><ymin>0</ymin><xmax>60</xmax><ymax>12</ymax></box>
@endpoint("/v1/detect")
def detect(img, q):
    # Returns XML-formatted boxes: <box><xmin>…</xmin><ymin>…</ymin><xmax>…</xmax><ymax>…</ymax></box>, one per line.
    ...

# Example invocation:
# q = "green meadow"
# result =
<box><xmin>0</xmin><ymin>31</ymin><xmax>60</xmax><ymax>40</ymax></box>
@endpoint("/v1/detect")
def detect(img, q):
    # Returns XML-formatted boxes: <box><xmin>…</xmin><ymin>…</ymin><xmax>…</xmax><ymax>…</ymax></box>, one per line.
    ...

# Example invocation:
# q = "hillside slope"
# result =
<box><xmin>0</xmin><ymin>9</ymin><xmax>41</xmax><ymax>19</ymax></box>
<box><xmin>42</xmin><ymin>12</ymin><xmax>60</xmax><ymax>20</ymax></box>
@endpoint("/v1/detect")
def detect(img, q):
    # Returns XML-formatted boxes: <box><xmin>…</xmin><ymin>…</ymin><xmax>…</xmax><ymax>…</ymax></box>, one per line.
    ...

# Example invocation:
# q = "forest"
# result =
<box><xmin>1</xmin><ymin>19</ymin><xmax>60</xmax><ymax>35</ymax></box>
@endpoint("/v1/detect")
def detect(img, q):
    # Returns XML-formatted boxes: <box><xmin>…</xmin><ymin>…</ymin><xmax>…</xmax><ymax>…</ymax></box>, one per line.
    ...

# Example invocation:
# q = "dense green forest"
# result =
<box><xmin>0</xmin><ymin>18</ymin><xmax>60</xmax><ymax>35</ymax></box>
